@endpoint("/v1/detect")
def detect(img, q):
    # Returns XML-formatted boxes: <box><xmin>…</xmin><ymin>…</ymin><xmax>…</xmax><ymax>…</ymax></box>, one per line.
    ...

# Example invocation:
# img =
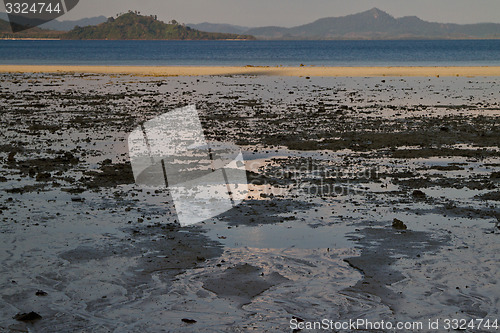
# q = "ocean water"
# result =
<box><xmin>0</xmin><ymin>39</ymin><xmax>499</xmax><ymax>66</ymax></box>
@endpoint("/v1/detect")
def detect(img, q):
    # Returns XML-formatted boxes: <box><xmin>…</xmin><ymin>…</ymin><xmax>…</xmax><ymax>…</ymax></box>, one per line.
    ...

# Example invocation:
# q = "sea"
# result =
<box><xmin>0</xmin><ymin>39</ymin><xmax>499</xmax><ymax>66</ymax></box>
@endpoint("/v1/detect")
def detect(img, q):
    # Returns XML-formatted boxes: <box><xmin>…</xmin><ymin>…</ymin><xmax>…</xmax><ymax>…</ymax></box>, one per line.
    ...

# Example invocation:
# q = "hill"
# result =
<box><xmin>244</xmin><ymin>8</ymin><xmax>500</xmax><ymax>39</ymax></box>
<box><xmin>62</xmin><ymin>12</ymin><xmax>255</xmax><ymax>40</ymax></box>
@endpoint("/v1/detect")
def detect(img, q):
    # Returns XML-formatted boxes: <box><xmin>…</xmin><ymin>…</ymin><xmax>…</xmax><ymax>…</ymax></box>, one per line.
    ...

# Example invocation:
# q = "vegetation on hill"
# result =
<box><xmin>62</xmin><ymin>12</ymin><xmax>255</xmax><ymax>40</ymax></box>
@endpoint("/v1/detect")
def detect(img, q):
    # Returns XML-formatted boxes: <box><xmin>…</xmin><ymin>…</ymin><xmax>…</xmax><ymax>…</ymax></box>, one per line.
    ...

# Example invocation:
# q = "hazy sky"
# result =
<box><xmin>3</xmin><ymin>0</ymin><xmax>500</xmax><ymax>27</ymax></box>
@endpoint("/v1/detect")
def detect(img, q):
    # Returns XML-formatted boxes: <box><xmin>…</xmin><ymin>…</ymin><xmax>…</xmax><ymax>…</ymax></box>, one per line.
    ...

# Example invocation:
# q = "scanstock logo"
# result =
<box><xmin>128</xmin><ymin>105</ymin><xmax>249</xmax><ymax>227</ymax></box>
<box><xmin>4</xmin><ymin>0</ymin><xmax>79</xmax><ymax>32</ymax></box>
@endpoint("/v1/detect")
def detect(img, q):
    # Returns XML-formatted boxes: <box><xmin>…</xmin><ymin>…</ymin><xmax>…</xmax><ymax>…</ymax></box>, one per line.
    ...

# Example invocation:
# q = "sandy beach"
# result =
<box><xmin>1</xmin><ymin>64</ymin><xmax>500</xmax><ymax>76</ymax></box>
<box><xmin>0</xmin><ymin>72</ymin><xmax>498</xmax><ymax>332</ymax></box>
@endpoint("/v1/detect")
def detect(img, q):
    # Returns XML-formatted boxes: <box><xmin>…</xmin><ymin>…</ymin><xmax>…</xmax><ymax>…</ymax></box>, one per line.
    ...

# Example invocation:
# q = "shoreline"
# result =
<box><xmin>1</xmin><ymin>65</ymin><xmax>500</xmax><ymax>77</ymax></box>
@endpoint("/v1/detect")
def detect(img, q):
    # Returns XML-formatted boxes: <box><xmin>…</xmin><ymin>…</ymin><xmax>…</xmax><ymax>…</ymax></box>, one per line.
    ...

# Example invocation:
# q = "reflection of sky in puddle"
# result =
<box><xmin>203</xmin><ymin>218</ymin><xmax>357</xmax><ymax>249</ymax></box>
<box><xmin>424</xmin><ymin>186</ymin><xmax>488</xmax><ymax>200</ymax></box>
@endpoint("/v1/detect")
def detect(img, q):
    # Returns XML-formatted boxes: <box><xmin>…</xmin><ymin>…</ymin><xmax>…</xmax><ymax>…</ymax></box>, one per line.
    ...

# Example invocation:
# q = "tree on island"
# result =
<box><xmin>62</xmin><ymin>12</ymin><xmax>255</xmax><ymax>40</ymax></box>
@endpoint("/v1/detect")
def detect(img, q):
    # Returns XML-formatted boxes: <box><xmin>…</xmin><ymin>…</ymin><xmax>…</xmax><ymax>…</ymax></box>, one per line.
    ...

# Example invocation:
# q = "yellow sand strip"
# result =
<box><xmin>1</xmin><ymin>65</ymin><xmax>500</xmax><ymax>77</ymax></box>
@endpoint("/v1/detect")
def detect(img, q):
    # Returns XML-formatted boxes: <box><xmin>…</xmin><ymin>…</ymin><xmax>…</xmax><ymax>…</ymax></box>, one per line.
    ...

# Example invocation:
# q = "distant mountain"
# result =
<box><xmin>40</xmin><ymin>16</ymin><xmax>107</xmax><ymax>31</ymax></box>
<box><xmin>244</xmin><ymin>8</ymin><xmax>500</xmax><ymax>39</ymax></box>
<box><xmin>3</xmin><ymin>8</ymin><xmax>500</xmax><ymax>41</ymax></box>
<box><xmin>0</xmin><ymin>18</ymin><xmax>64</xmax><ymax>38</ymax></box>
<box><xmin>62</xmin><ymin>12</ymin><xmax>255</xmax><ymax>40</ymax></box>
<box><xmin>0</xmin><ymin>12</ymin><xmax>107</xmax><ymax>31</ymax></box>
<box><xmin>187</xmin><ymin>22</ymin><xmax>250</xmax><ymax>34</ymax></box>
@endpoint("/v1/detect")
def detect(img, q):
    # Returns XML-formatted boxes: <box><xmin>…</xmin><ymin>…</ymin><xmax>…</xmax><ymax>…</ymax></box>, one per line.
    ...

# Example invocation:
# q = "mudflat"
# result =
<box><xmin>0</xmin><ymin>72</ymin><xmax>498</xmax><ymax>332</ymax></box>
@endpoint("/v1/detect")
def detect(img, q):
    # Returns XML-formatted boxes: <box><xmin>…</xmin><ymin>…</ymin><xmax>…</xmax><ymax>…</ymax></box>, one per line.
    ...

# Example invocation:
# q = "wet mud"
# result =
<box><xmin>0</xmin><ymin>73</ymin><xmax>498</xmax><ymax>332</ymax></box>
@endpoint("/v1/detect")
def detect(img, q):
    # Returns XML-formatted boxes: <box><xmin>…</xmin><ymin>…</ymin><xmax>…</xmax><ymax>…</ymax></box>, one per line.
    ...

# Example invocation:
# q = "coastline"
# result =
<box><xmin>1</xmin><ymin>65</ymin><xmax>500</xmax><ymax>76</ymax></box>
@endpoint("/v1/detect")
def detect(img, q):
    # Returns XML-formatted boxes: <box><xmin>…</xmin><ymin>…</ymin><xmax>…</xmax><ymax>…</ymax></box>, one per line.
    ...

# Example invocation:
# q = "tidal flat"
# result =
<box><xmin>0</xmin><ymin>73</ymin><xmax>499</xmax><ymax>332</ymax></box>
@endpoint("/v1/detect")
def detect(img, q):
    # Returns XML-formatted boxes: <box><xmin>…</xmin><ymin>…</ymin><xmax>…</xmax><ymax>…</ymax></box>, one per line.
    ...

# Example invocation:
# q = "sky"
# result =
<box><xmin>2</xmin><ymin>0</ymin><xmax>500</xmax><ymax>27</ymax></box>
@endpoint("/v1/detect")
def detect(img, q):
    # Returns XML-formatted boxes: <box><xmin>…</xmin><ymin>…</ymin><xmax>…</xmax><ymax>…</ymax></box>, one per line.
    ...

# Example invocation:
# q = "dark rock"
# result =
<box><xmin>7</xmin><ymin>151</ymin><xmax>16</xmax><ymax>162</ymax></box>
<box><xmin>13</xmin><ymin>311</ymin><xmax>42</xmax><ymax>322</ymax></box>
<box><xmin>61</xmin><ymin>187</ymin><xmax>85</xmax><ymax>194</ymax></box>
<box><xmin>35</xmin><ymin>290</ymin><xmax>48</xmax><ymax>296</ymax></box>
<box><xmin>412</xmin><ymin>189</ymin><xmax>426</xmax><ymax>198</ymax></box>
<box><xmin>181</xmin><ymin>318</ymin><xmax>197</xmax><ymax>324</ymax></box>
<box><xmin>71</xmin><ymin>196</ymin><xmax>84</xmax><ymax>202</ymax></box>
<box><xmin>28</xmin><ymin>168</ymin><xmax>37</xmax><ymax>177</ymax></box>
<box><xmin>36</xmin><ymin>172</ymin><xmax>51</xmax><ymax>181</ymax></box>
<box><xmin>392</xmin><ymin>218</ymin><xmax>408</xmax><ymax>230</ymax></box>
